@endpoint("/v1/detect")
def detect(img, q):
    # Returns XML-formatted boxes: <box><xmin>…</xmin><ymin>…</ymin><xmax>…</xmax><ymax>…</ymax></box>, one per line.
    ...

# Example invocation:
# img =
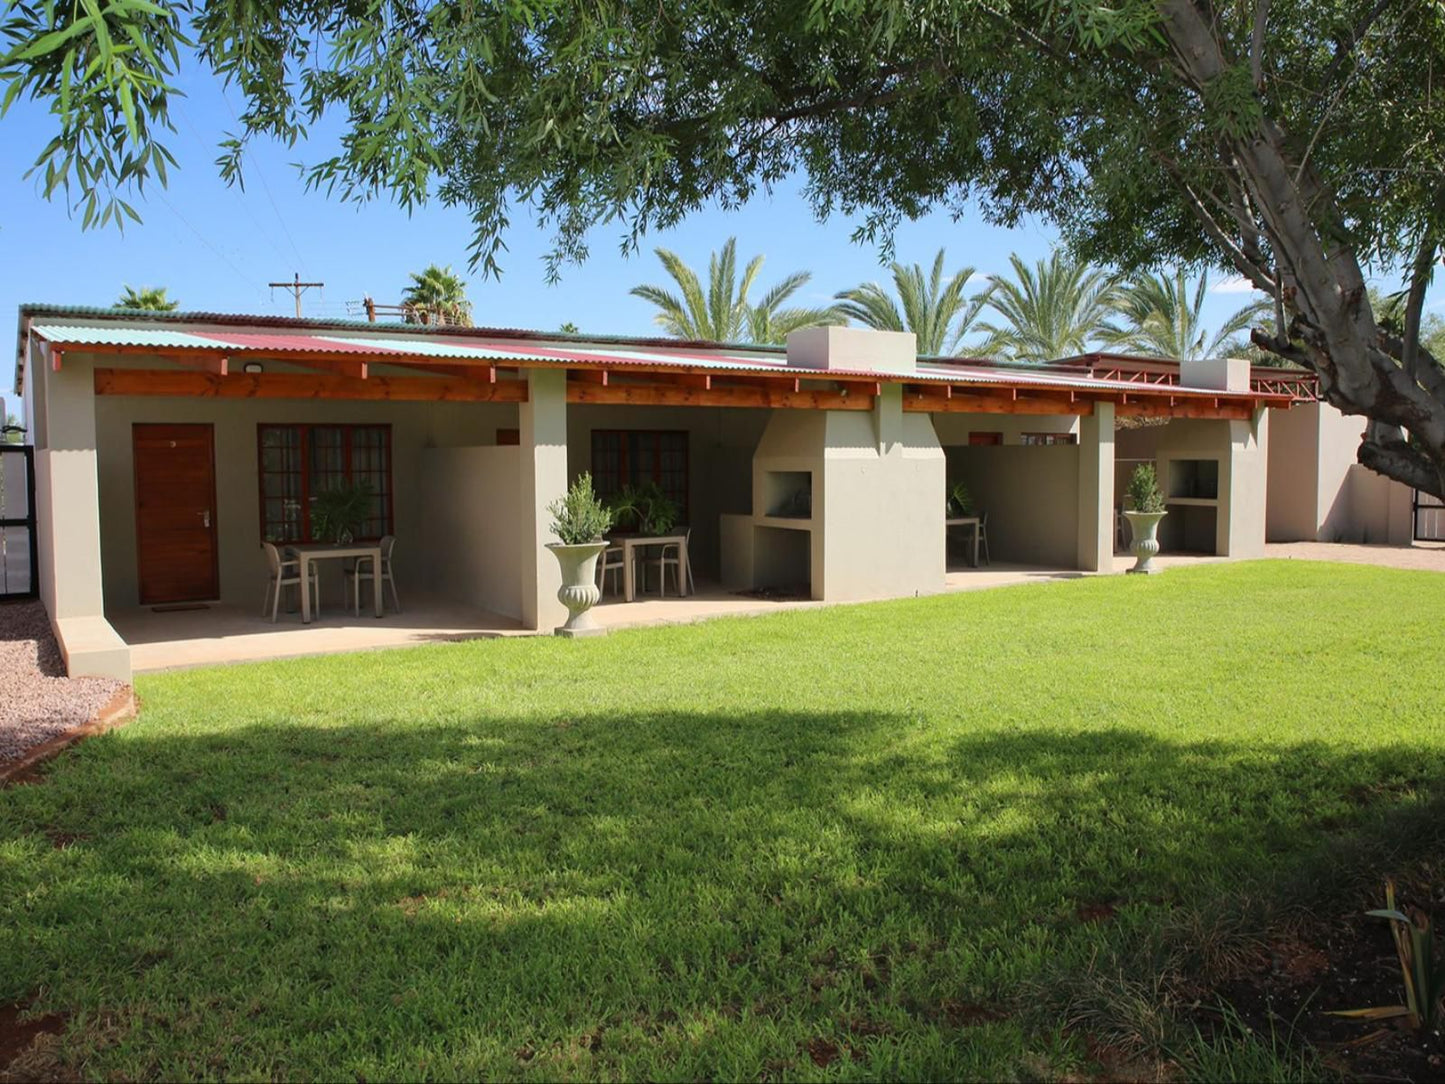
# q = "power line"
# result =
<box><xmin>220</xmin><ymin>88</ymin><xmax>308</xmax><ymax>273</ymax></box>
<box><xmin>154</xmin><ymin>189</ymin><xmax>262</xmax><ymax>298</ymax></box>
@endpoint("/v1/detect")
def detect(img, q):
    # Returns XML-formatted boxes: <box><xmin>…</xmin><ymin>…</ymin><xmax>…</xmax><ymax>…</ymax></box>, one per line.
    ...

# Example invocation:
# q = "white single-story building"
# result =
<box><xmin>9</xmin><ymin>304</ymin><xmax>1403</xmax><ymax>681</ymax></box>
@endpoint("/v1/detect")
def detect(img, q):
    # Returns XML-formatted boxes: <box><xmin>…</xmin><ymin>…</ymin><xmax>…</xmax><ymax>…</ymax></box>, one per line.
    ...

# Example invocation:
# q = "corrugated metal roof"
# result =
<box><xmin>21</xmin><ymin>311</ymin><xmax>1292</xmax><ymax>402</ymax></box>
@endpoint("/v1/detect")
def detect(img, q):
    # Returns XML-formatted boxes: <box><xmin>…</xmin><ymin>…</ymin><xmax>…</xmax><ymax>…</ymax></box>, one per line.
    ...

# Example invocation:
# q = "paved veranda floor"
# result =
<box><xmin>108</xmin><ymin>544</ymin><xmax>1439</xmax><ymax>672</ymax></box>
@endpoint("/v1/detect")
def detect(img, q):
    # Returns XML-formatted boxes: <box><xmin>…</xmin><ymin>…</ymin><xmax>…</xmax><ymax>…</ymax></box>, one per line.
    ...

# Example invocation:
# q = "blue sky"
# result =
<box><xmin>0</xmin><ymin>65</ymin><xmax>1387</xmax><ymax>403</ymax></box>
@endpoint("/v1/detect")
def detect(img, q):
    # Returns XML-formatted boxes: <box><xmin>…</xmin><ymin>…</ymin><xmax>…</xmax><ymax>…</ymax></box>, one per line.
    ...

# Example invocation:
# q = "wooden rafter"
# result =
<box><xmin>566</xmin><ymin>381</ymin><xmax>871</xmax><ymax>412</ymax></box>
<box><xmin>93</xmin><ymin>369</ymin><xmax>528</xmax><ymax>403</ymax></box>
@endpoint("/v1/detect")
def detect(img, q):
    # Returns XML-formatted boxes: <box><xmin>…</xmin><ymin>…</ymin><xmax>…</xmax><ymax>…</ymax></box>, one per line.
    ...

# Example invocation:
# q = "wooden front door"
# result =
<box><xmin>133</xmin><ymin>423</ymin><xmax>219</xmax><ymax>604</ymax></box>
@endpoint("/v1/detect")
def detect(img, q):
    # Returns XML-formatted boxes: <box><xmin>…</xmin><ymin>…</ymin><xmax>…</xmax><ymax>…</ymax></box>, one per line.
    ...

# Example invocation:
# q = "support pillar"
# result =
<box><xmin>31</xmin><ymin>349</ymin><xmax>131</xmax><ymax>679</ymax></box>
<box><xmin>519</xmin><ymin>368</ymin><xmax>569</xmax><ymax>630</ymax></box>
<box><xmin>1077</xmin><ymin>401</ymin><xmax>1115</xmax><ymax>572</ymax></box>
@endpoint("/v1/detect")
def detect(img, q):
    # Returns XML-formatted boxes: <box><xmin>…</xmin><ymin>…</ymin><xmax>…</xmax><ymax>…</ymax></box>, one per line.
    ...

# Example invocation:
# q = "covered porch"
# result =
<box><xmin>19</xmin><ymin>312</ymin><xmax>1295</xmax><ymax>679</ymax></box>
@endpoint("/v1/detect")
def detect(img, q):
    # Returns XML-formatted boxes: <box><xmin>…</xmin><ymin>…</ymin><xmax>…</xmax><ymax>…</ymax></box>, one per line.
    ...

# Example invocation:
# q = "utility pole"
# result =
<box><xmin>269</xmin><ymin>272</ymin><xmax>325</xmax><ymax>318</ymax></box>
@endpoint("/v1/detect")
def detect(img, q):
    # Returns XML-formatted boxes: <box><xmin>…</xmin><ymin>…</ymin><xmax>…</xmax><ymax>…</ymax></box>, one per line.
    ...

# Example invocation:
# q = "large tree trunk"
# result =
<box><xmin>1158</xmin><ymin>0</ymin><xmax>1445</xmax><ymax>499</ymax></box>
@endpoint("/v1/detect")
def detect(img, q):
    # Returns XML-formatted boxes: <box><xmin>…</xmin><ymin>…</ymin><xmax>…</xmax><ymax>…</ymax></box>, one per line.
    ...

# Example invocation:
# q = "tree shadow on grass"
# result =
<box><xmin>3</xmin><ymin>709</ymin><xmax>1442</xmax><ymax>1080</ymax></box>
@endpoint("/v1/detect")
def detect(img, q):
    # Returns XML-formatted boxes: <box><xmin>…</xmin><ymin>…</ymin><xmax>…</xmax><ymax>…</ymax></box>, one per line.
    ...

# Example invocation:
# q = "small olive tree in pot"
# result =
<box><xmin>545</xmin><ymin>472</ymin><xmax>614</xmax><ymax>637</ymax></box>
<box><xmin>1123</xmin><ymin>464</ymin><xmax>1167</xmax><ymax>575</ymax></box>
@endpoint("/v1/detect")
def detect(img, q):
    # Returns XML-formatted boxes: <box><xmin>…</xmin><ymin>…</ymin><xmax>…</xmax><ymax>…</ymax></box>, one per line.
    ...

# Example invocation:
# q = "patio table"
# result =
<box><xmin>614</xmin><ymin>533</ymin><xmax>693</xmax><ymax>603</ymax></box>
<box><xmin>286</xmin><ymin>542</ymin><xmax>384</xmax><ymax>623</ymax></box>
<box><xmin>945</xmin><ymin>516</ymin><xmax>982</xmax><ymax>568</ymax></box>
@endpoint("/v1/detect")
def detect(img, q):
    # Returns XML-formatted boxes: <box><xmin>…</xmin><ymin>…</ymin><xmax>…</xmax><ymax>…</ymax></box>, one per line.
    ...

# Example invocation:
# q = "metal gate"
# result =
<box><xmin>0</xmin><ymin>444</ymin><xmax>37</xmax><ymax>600</ymax></box>
<box><xmin>1414</xmin><ymin>488</ymin><xmax>1445</xmax><ymax>542</ymax></box>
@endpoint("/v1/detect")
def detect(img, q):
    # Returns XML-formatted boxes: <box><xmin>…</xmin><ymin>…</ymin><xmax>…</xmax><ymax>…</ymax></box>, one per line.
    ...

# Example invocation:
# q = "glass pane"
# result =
<box><xmin>0</xmin><ymin>525</ymin><xmax>31</xmax><ymax>594</ymax></box>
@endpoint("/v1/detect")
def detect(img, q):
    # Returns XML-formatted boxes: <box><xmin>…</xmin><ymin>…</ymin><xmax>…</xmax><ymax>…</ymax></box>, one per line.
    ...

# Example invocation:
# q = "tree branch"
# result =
<box><xmin>1171</xmin><ymin>173</ymin><xmax>1277</xmax><ymax>293</ymax></box>
<box><xmin>1358</xmin><ymin>427</ymin><xmax>1444</xmax><ymax>498</ymax></box>
<box><xmin>1312</xmin><ymin>0</ymin><xmax>1393</xmax><ymax>105</ymax></box>
<box><xmin>1250</xmin><ymin>0</ymin><xmax>1269</xmax><ymax>89</ymax></box>
<box><xmin>1401</xmin><ymin>226</ymin><xmax>1440</xmax><ymax>380</ymax></box>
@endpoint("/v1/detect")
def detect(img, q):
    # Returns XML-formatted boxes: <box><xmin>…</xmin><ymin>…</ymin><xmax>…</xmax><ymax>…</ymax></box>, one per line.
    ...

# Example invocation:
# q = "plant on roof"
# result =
<box><xmin>1125</xmin><ymin>464</ymin><xmax>1166</xmax><ymax>515</ymax></box>
<box><xmin>114</xmin><ymin>285</ymin><xmax>179</xmax><ymax>312</ymax></box>
<box><xmin>547</xmin><ymin>472</ymin><xmax>613</xmax><ymax>545</ymax></box>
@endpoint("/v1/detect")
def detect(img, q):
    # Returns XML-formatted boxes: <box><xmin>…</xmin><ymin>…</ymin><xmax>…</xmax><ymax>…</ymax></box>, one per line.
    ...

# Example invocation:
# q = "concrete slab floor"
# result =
<box><xmin>111</xmin><ymin>544</ymin><xmax>1432</xmax><ymax>672</ymax></box>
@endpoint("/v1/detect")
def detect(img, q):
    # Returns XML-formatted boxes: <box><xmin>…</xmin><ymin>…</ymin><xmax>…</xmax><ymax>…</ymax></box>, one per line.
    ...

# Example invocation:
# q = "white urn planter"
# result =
<box><xmin>547</xmin><ymin>541</ymin><xmax>609</xmax><ymax>637</ymax></box>
<box><xmin>1123</xmin><ymin>510</ymin><xmax>1167</xmax><ymax>574</ymax></box>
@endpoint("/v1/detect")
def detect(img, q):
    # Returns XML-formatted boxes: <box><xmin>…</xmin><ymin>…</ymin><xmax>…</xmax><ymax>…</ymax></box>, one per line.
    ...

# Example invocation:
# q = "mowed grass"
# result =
<box><xmin>3</xmin><ymin>560</ymin><xmax>1444</xmax><ymax>1080</ymax></box>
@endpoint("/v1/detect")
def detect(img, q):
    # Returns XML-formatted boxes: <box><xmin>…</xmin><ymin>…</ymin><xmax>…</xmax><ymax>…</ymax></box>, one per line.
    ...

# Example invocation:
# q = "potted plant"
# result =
<box><xmin>946</xmin><ymin>480</ymin><xmax>974</xmax><ymax>518</ymax></box>
<box><xmin>310</xmin><ymin>480</ymin><xmax>375</xmax><ymax>543</ymax></box>
<box><xmin>605</xmin><ymin>480</ymin><xmax>680</xmax><ymax>536</ymax></box>
<box><xmin>545</xmin><ymin>472</ymin><xmax>614</xmax><ymax>636</ymax></box>
<box><xmin>1123</xmin><ymin>464</ymin><xmax>1167</xmax><ymax>574</ymax></box>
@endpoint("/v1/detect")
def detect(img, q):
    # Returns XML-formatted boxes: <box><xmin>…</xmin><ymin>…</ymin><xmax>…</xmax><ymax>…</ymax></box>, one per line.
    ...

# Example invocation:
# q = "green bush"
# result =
<box><xmin>1127</xmin><ymin>464</ymin><xmax>1166</xmax><ymax>514</ymax></box>
<box><xmin>547</xmin><ymin>472</ymin><xmax>613</xmax><ymax>544</ymax></box>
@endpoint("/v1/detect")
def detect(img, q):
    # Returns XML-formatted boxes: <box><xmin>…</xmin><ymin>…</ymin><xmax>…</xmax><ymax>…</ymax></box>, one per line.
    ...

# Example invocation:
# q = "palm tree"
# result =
<box><xmin>1101</xmin><ymin>269</ymin><xmax>1270</xmax><ymax>360</ymax></box>
<box><xmin>402</xmin><ymin>264</ymin><xmax>473</xmax><ymax>326</ymax></box>
<box><xmin>114</xmin><ymin>286</ymin><xmax>179</xmax><ymax>311</ymax></box>
<box><xmin>630</xmin><ymin>238</ymin><xmax>837</xmax><ymax>344</ymax></box>
<box><xmin>974</xmin><ymin>251</ymin><xmax>1121</xmax><ymax>362</ymax></box>
<box><xmin>834</xmin><ymin>249</ymin><xmax>988</xmax><ymax>356</ymax></box>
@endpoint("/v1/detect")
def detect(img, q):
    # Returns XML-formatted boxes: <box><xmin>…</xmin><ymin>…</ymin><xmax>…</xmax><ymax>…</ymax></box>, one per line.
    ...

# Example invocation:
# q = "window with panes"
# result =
<box><xmin>257</xmin><ymin>424</ymin><xmax>393</xmax><ymax>543</ymax></box>
<box><xmin>589</xmin><ymin>430</ymin><xmax>689</xmax><ymax>520</ymax></box>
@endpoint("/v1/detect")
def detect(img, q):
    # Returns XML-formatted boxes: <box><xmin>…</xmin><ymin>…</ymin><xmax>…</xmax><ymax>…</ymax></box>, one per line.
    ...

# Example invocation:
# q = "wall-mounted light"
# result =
<box><xmin>242</xmin><ymin>361</ymin><xmax>265</xmax><ymax>374</ymax></box>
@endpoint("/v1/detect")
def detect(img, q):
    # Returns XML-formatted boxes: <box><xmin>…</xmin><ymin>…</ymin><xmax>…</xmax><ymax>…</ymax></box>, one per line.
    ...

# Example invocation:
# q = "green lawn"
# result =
<box><xmin>3</xmin><ymin>561</ymin><xmax>1444</xmax><ymax>1081</ymax></box>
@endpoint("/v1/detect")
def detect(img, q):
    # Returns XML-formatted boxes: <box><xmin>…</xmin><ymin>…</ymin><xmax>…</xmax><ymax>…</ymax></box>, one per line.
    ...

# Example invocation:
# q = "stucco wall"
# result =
<box><xmin>944</xmin><ymin>444</ymin><xmax>1082</xmax><ymax>567</ymax></box>
<box><xmin>89</xmin><ymin>353</ymin><xmax>520</xmax><ymax>610</ymax></box>
<box><xmin>417</xmin><ymin>446</ymin><xmax>524</xmax><ymax>619</ymax></box>
<box><xmin>1264</xmin><ymin>403</ymin><xmax>1321</xmax><ymax>541</ymax></box>
<box><xmin>931</xmin><ymin>411</ymin><xmax>1079</xmax><ymax>445</ymax></box>
<box><xmin>1264</xmin><ymin>401</ymin><xmax>1412</xmax><ymax>544</ymax></box>
<box><xmin>1345</xmin><ymin>464</ymin><xmax>1415</xmax><ymax>545</ymax></box>
<box><xmin>818</xmin><ymin>391</ymin><xmax>946</xmax><ymax>600</ymax></box>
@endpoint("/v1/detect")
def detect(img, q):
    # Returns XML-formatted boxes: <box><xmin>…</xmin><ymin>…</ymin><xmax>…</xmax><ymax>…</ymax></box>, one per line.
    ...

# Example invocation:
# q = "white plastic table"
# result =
<box><xmin>946</xmin><ymin>516</ymin><xmax>982</xmax><ymax>568</ymax></box>
<box><xmin>617</xmin><ymin>534</ymin><xmax>692</xmax><ymax>602</ymax></box>
<box><xmin>287</xmin><ymin>542</ymin><xmax>383</xmax><ymax>623</ymax></box>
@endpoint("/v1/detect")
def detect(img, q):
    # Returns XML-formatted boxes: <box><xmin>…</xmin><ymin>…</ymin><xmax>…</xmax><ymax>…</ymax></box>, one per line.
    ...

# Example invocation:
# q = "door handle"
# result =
<box><xmin>199</xmin><ymin>510</ymin><xmax>211</xmax><ymax>529</ymax></box>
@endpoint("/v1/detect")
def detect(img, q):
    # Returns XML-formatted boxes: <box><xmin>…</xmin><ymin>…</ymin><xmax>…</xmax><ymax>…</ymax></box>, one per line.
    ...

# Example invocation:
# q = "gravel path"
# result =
<box><xmin>0</xmin><ymin>601</ymin><xmax>126</xmax><ymax>765</ymax></box>
<box><xmin>1263</xmin><ymin>541</ymin><xmax>1445</xmax><ymax>573</ymax></box>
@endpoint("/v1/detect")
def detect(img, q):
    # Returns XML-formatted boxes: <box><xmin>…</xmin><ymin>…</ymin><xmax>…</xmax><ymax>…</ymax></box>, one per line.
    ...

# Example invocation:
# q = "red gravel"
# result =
<box><xmin>0</xmin><ymin>600</ymin><xmax>125</xmax><ymax>765</ymax></box>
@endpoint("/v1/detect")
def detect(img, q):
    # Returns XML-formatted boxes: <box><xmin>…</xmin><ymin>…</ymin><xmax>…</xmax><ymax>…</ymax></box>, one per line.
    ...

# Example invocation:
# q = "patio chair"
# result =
<box><xmin>654</xmin><ymin>527</ymin><xmax>694</xmax><ymax>597</ymax></box>
<box><xmin>262</xmin><ymin>541</ymin><xmax>320</xmax><ymax>623</ymax></box>
<box><xmin>977</xmin><ymin>512</ymin><xmax>991</xmax><ymax>566</ymax></box>
<box><xmin>344</xmin><ymin>534</ymin><xmax>402</xmax><ymax>614</ymax></box>
<box><xmin>596</xmin><ymin>542</ymin><xmax>627</xmax><ymax>596</ymax></box>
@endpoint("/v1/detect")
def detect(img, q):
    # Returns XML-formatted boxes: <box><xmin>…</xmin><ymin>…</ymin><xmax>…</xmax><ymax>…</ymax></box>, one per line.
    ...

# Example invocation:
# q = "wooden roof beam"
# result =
<box><xmin>93</xmin><ymin>368</ymin><xmax>528</xmax><ymax>403</ymax></box>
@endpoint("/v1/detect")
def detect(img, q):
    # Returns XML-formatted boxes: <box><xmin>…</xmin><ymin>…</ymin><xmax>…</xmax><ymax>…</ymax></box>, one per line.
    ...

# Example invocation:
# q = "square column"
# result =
<box><xmin>519</xmin><ymin>368</ymin><xmax>569</xmax><ymax>630</ymax></box>
<box><xmin>1076</xmin><ymin>401</ymin><xmax>1115</xmax><ymax>572</ymax></box>
<box><xmin>30</xmin><ymin>349</ymin><xmax>131</xmax><ymax>679</ymax></box>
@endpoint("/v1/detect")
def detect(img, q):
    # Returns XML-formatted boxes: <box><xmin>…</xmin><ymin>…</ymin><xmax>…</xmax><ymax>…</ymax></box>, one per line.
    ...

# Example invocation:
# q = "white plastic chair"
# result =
<box><xmin>596</xmin><ymin>543</ymin><xmax>627</xmax><ymax>596</ymax></box>
<box><xmin>345</xmin><ymin>535</ymin><xmax>401</xmax><ymax>614</ymax></box>
<box><xmin>654</xmin><ymin>528</ymin><xmax>694</xmax><ymax>597</ymax></box>
<box><xmin>261</xmin><ymin>542</ymin><xmax>320</xmax><ymax>623</ymax></box>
